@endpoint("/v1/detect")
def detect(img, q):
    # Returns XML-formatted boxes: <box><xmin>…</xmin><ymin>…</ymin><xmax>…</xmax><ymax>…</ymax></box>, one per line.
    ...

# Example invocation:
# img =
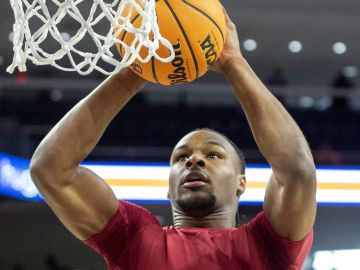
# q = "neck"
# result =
<box><xmin>172</xmin><ymin>206</ymin><xmax>237</xmax><ymax>228</ymax></box>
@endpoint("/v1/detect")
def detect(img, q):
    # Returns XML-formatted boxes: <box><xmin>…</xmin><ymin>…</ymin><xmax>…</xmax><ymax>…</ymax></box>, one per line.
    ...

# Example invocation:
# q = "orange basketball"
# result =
<box><xmin>116</xmin><ymin>0</ymin><xmax>226</xmax><ymax>85</ymax></box>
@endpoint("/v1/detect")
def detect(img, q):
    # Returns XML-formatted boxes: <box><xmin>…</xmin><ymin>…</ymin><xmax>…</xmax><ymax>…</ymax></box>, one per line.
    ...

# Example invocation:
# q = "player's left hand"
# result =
<box><xmin>211</xmin><ymin>7</ymin><xmax>243</xmax><ymax>73</ymax></box>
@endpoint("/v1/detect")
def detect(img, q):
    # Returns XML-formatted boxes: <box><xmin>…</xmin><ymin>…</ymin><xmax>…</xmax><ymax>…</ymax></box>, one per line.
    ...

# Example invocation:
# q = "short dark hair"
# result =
<box><xmin>194</xmin><ymin>128</ymin><xmax>246</xmax><ymax>174</ymax></box>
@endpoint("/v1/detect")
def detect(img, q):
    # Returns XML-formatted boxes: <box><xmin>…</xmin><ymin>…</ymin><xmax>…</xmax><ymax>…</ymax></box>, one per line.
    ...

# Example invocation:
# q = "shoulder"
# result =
<box><xmin>244</xmin><ymin>211</ymin><xmax>313</xmax><ymax>267</ymax></box>
<box><xmin>84</xmin><ymin>200</ymin><xmax>161</xmax><ymax>266</ymax></box>
<box><xmin>119</xmin><ymin>200</ymin><xmax>160</xmax><ymax>226</ymax></box>
<box><xmin>85</xmin><ymin>200</ymin><xmax>160</xmax><ymax>245</ymax></box>
<box><xmin>247</xmin><ymin>211</ymin><xmax>313</xmax><ymax>243</ymax></box>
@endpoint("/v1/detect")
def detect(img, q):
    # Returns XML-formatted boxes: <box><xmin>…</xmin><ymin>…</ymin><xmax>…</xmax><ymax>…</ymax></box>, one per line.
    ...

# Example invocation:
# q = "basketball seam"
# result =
<box><xmin>164</xmin><ymin>0</ymin><xmax>199</xmax><ymax>79</ymax></box>
<box><xmin>180</xmin><ymin>0</ymin><xmax>224</xmax><ymax>43</ymax></box>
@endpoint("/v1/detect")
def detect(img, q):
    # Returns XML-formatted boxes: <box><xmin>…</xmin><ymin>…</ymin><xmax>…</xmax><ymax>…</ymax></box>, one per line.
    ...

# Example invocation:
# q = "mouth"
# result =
<box><xmin>181</xmin><ymin>171</ymin><xmax>209</xmax><ymax>188</ymax></box>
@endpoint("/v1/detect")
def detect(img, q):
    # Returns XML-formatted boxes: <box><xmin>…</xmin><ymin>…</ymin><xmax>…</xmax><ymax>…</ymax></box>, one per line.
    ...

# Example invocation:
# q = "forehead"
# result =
<box><xmin>173</xmin><ymin>130</ymin><xmax>233</xmax><ymax>152</ymax></box>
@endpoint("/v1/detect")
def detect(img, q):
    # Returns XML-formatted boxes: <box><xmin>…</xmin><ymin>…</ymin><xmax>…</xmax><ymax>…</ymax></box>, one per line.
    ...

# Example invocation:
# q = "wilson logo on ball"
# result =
<box><xmin>168</xmin><ymin>42</ymin><xmax>188</xmax><ymax>85</ymax></box>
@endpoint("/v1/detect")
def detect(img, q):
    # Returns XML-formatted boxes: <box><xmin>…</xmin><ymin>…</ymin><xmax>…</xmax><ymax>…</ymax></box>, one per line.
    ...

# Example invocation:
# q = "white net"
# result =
<box><xmin>7</xmin><ymin>0</ymin><xmax>174</xmax><ymax>75</ymax></box>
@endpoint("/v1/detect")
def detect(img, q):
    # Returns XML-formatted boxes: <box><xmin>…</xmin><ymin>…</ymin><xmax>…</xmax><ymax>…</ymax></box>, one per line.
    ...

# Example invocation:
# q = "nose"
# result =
<box><xmin>185</xmin><ymin>154</ymin><xmax>205</xmax><ymax>169</ymax></box>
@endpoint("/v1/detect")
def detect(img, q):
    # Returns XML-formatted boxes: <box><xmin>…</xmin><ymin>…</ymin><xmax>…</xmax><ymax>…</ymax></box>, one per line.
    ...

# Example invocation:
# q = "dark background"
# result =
<box><xmin>1</xmin><ymin>0</ymin><xmax>360</xmax><ymax>269</ymax></box>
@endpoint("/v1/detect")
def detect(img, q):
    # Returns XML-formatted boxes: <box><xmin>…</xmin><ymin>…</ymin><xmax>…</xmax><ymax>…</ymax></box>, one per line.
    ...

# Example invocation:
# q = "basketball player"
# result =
<box><xmin>30</xmin><ymin>10</ymin><xmax>316</xmax><ymax>270</ymax></box>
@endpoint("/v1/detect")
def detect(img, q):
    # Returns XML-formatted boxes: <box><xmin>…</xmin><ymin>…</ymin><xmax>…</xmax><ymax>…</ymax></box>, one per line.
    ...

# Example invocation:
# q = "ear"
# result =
<box><xmin>236</xmin><ymin>174</ymin><xmax>246</xmax><ymax>197</ymax></box>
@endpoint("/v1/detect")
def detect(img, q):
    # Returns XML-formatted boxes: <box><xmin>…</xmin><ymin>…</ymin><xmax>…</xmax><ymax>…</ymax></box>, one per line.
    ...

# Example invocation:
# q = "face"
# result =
<box><xmin>168</xmin><ymin>130</ymin><xmax>245</xmax><ymax>217</ymax></box>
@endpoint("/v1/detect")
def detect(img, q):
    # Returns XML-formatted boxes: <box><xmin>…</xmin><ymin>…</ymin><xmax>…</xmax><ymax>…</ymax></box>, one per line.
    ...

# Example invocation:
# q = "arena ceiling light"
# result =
<box><xmin>298</xmin><ymin>96</ymin><xmax>315</xmax><ymax>108</ymax></box>
<box><xmin>8</xmin><ymin>31</ymin><xmax>14</xmax><ymax>42</ymax></box>
<box><xmin>288</xmin><ymin>40</ymin><xmax>303</xmax><ymax>53</ymax></box>
<box><xmin>343</xmin><ymin>66</ymin><xmax>358</xmax><ymax>78</ymax></box>
<box><xmin>313</xmin><ymin>249</ymin><xmax>360</xmax><ymax>270</ymax></box>
<box><xmin>243</xmin><ymin>39</ymin><xmax>257</xmax><ymax>51</ymax></box>
<box><xmin>60</xmin><ymin>32</ymin><xmax>71</xmax><ymax>42</ymax></box>
<box><xmin>333</xmin><ymin>42</ymin><xmax>347</xmax><ymax>54</ymax></box>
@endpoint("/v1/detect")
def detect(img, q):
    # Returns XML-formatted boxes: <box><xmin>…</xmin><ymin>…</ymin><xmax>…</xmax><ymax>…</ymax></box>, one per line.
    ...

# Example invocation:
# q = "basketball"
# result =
<box><xmin>116</xmin><ymin>0</ymin><xmax>226</xmax><ymax>85</ymax></box>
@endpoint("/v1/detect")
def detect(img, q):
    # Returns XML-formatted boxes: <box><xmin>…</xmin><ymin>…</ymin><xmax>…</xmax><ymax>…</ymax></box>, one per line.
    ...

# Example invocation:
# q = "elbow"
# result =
<box><xmin>30</xmin><ymin>156</ymin><xmax>63</xmax><ymax>191</ymax></box>
<box><xmin>275</xmin><ymin>152</ymin><xmax>317</xmax><ymax>186</ymax></box>
<box><xmin>29</xmin><ymin>156</ymin><xmax>47</xmax><ymax>184</ymax></box>
<box><xmin>29</xmin><ymin>150</ymin><xmax>55</xmax><ymax>185</ymax></box>
<box><xmin>29</xmin><ymin>156</ymin><xmax>64</xmax><ymax>196</ymax></box>
<box><xmin>30</xmin><ymin>151</ymin><xmax>75</xmax><ymax>189</ymax></box>
<box><xmin>288</xmin><ymin>144</ymin><xmax>317</xmax><ymax>180</ymax></box>
<box><xmin>289</xmin><ymin>155</ymin><xmax>317</xmax><ymax>184</ymax></box>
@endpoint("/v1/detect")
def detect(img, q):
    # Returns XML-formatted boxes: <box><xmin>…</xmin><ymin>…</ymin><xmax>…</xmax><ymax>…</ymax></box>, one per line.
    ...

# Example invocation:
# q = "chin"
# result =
<box><xmin>175</xmin><ymin>192</ymin><xmax>217</xmax><ymax>218</ymax></box>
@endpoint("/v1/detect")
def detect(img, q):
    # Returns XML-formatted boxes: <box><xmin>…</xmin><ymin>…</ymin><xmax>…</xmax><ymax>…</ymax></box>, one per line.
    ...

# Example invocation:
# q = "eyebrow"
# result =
<box><xmin>174</xmin><ymin>140</ymin><xmax>227</xmax><ymax>152</ymax></box>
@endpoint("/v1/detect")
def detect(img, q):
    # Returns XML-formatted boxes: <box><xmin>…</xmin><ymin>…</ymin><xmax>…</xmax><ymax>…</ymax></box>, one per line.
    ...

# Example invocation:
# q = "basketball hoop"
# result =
<box><xmin>7</xmin><ymin>0</ymin><xmax>175</xmax><ymax>75</ymax></box>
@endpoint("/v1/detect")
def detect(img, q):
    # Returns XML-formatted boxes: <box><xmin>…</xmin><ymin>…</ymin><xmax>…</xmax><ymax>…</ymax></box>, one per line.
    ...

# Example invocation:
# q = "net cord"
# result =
<box><xmin>7</xmin><ymin>0</ymin><xmax>174</xmax><ymax>75</ymax></box>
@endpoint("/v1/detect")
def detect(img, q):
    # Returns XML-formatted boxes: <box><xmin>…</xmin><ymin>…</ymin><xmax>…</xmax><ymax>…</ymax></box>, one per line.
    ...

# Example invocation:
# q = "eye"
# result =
<box><xmin>208</xmin><ymin>152</ymin><xmax>221</xmax><ymax>159</ymax></box>
<box><xmin>176</xmin><ymin>154</ymin><xmax>189</xmax><ymax>162</ymax></box>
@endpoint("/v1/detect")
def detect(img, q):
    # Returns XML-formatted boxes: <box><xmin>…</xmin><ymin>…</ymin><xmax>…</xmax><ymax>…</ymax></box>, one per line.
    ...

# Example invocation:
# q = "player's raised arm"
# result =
<box><xmin>212</xmin><ymin>10</ymin><xmax>316</xmax><ymax>241</ymax></box>
<box><xmin>30</xmin><ymin>69</ymin><xmax>146</xmax><ymax>240</ymax></box>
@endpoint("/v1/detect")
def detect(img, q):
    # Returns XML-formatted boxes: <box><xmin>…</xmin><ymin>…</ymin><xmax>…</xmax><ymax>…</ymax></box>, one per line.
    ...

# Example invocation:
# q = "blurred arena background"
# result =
<box><xmin>1</xmin><ymin>0</ymin><xmax>360</xmax><ymax>269</ymax></box>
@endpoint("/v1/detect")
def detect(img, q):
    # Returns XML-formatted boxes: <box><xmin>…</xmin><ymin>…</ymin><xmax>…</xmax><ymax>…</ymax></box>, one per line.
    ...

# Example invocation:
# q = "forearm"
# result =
<box><xmin>224</xmin><ymin>57</ymin><xmax>315</xmax><ymax>182</ymax></box>
<box><xmin>30</xmin><ymin>69</ymin><xmax>146</xmax><ymax>184</ymax></box>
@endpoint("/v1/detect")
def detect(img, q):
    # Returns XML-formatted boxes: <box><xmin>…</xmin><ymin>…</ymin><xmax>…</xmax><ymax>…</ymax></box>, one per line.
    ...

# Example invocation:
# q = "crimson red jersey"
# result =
<box><xmin>85</xmin><ymin>200</ymin><xmax>313</xmax><ymax>270</ymax></box>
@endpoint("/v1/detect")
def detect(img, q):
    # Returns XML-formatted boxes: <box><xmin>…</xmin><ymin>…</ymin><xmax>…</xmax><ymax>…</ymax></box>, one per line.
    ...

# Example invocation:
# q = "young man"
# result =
<box><xmin>30</xmin><ymin>10</ymin><xmax>316</xmax><ymax>270</ymax></box>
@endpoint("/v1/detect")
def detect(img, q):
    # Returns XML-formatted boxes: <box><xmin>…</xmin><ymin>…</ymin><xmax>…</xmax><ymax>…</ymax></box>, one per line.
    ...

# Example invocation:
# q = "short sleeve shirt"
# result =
<box><xmin>84</xmin><ymin>200</ymin><xmax>313</xmax><ymax>270</ymax></box>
